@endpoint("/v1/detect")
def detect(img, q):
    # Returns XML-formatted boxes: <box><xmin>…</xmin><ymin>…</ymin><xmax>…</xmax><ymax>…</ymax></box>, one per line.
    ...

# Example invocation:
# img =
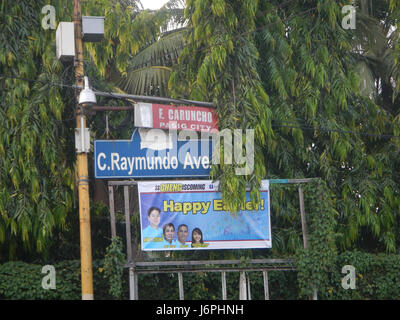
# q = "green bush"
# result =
<box><xmin>0</xmin><ymin>260</ymin><xmax>112</xmax><ymax>300</ymax></box>
<box><xmin>295</xmin><ymin>180</ymin><xmax>338</xmax><ymax>299</ymax></box>
<box><xmin>324</xmin><ymin>251</ymin><xmax>400</xmax><ymax>300</ymax></box>
<box><xmin>1</xmin><ymin>251</ymin><xmax>399</xmax><ymax>299</ymax></box>
<box><xmin>103</xmin><ymin>237</ymin><xmax>126</xmax><ymax>299</ymax></box>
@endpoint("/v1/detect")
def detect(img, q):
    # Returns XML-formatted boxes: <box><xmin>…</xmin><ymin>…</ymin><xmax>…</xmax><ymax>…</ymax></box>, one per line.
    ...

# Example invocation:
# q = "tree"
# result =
<box><xmin>170</xmin><ymin>0</ymin><xmax>271</xmax><ymax>214</ymax></box>
<box><xmin>116</xmin><ymin>27</ymin><xmax>186</xmax><ymax>96</ymax></box>
<box><xmin>114</xmin><ymin>0</ymin><xmax>186</xmax><ymax>97</ymax></box>
<box><xmin>1</xmin><ymin>0</ymin><xmax>399</xmax><ymax>263</ymax></box>
<box><xmin>84</xmin><ymin>0</ymin><xmax>186</xmax><ymax>97</ymax></box>
<box><xmin>0</xmin><ymin>0</ymin><xmax>185</xmax><ymax>260</ymax></box>
<box><xmin>170</xmin><ymin>0</ymin><xmax>400</xmax><ymax>253</ymax></box>
<box><xmin>0</xmin><ymin>0</ymin><xmax>76</xmax><ymax>259</ymax></box>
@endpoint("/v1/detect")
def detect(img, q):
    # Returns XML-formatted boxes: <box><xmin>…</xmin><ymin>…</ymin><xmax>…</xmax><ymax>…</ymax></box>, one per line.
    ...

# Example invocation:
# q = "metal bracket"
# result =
<box><xmin>75</xmin><ymin>127</ymin><xmax>90</xmax><ymax>153</ymax></box>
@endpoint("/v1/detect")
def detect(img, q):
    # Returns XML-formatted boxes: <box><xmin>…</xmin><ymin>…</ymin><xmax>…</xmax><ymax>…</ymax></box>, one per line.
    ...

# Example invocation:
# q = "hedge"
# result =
<box><xmin>0</xmin><ymin>260</ymin><xmax>114</xmax><ymax>300</ymax></box>
<box><xmin>0</xmin><ymin>251</ymin><xmax>399</xmax><ymax>299</ymax></box>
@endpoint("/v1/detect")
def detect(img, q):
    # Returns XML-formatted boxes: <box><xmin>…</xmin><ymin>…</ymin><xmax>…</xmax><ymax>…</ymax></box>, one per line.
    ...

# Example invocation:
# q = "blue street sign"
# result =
<box><xmin>94</xmin><ymin>129</ymin><xmax>213</xmax><ymax>178</ymax></box>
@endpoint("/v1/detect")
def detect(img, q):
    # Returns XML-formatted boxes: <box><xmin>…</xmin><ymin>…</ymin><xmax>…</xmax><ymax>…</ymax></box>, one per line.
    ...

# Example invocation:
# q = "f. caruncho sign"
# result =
<box><xmin>134</xmin><ymin>102</ymin><xmax>218</xmax><ymax>133</ymax></box>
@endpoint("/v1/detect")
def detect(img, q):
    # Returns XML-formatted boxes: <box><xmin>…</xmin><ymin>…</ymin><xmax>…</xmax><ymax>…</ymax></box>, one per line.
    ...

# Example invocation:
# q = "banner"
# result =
<box><xmin>138</xmin><ymin>180</ymin><xmax>271</xmax><ymax>251</ymax></box>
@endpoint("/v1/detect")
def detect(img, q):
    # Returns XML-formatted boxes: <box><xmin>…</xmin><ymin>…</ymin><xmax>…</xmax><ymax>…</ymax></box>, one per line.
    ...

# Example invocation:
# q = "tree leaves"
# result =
<box><xmin>168</xmin><ymin>0</ymin><xmax>400</xmax><ymax>252</ymax></box>
<box><xmin>0</xmin><ymin>0</ymin><xmax>74</xmax><ymax>258</ymax></box>
<box><xmin>171</xmin><ymin>0</ymin><xmax>271</xmax><ymax>213</ymax></box>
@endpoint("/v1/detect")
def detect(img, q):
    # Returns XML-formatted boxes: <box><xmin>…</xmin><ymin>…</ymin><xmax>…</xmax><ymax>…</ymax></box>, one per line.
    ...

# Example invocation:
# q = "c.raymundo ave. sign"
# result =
<box><xmin>94</xmin><ymin>128</ymin><xmax>213</xmax><ymax>179</ymax></box>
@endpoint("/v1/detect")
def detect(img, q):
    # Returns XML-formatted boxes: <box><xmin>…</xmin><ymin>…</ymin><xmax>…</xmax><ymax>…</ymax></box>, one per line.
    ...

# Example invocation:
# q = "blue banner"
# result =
<box><xmin>94</xmin><ymin>129</ymin><xmax>213</xmax><ymax>178</ymax></box>
<box><xmin>138</xmin><ymin>180</ymin><xmax>271</xmax><ymax>251</ymax></box>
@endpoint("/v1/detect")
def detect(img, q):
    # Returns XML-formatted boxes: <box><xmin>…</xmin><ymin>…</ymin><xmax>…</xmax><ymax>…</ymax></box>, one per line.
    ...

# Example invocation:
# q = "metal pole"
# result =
<box><xmin>221</xmin><ymin>271</ymin><xmax>227</xmax><ymax>300</ymax></box>
<box><xmin>129</xmin><ymin>267</ymin><xmax>136</xmax><ymax>300</ymax></box>
<box><xmin>178</xmin><ymin>272</ymin><xmax>184</xmax><ymax>300</ymax></box>
<box><xmin>92</xmin><ymin>106</ymin><xmax>135</xmax><ymax>112</ymax></box>
<box><xmin>108</xmin><ymin>185</ymin><xmax>116</xmax><ymax>238</ymax></box>
<box><xmin>93</xmin><ymin>91</ymin><xmax>215</xmax><ymax>108</ymax></box>
<box><xmin>124</xmin><ymin>186</ymin><xmax>135</xmax><ymax>300</ymax></box>
<box><xmin>247</xmin><ymin>273</ymin><xmax>251</xmax><ymax>300</ymax></box>
<box><xmin>74</xmin><ymin>0</ymin><xmax>93</xmax><ymax>300</ymax></box>
<box><xmin>134</xmin><ymin>271</ymin><xmax>139</xmax><ymax>300</ymax></box>
<box><xmin>239</xmin><ymin>271</ymin><xmax>247</xmax><ymax>300</ymax></box>
<box><xmin>313</xmin><ymin>288</ymin><xmax>318</xmax><ymax>300</ymax></box>
<box><xmin>124</xmin><ymin>186</ymin><xmax>133</xmax><ymax>261</ymax></box>
<box><xmin>263</xmin><ymin>270</ymin><xmax>270</xmax><ymax>300</ymax></box>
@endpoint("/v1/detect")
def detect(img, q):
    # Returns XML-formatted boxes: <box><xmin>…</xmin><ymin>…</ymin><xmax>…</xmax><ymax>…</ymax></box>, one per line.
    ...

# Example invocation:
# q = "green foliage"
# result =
<box><xmin>103</xmin><ymin>236</ymin><xmax>126</xmax><ymax>299</ymax></box>
<box><xmin>117</xmin><ymin>29</ymin><xmax>186</xmax><ymax>96</ymax></box>
<box><xmin>84</xmin><ymin>0</ymin><xmax>184</xmax><ymax>96</ymax></box>
<box><xmin>254</xmin><ymin>0</ymin><xmax>400</xmax><ymax>252</ymax></box>
<box><xmin>295</xmin><ymin>180</ymin><xmax>338</xmax><ymax>299</ymax></box>
<box><xmin>0</xmin><ymin>260</ymin><xmax>111</xmax><ymax>300</ymax></box>
<box><xmin>1</xmin><ymin>0</ymin><xmax>400</xmax><ymax>300</ymax></box>
<box><xmin>168</xmin><ymin>0</ymin><xmax>400</xmax><ymax>255</ymax></box>
<box><xmin>1</xmin><ymin>251</ymin><xmax>399</xmax><ymax>299</ymax></box>
<box><xmin>170</xmin><ymin>0</ymin><xmax>270</xmax><ymax>214</ymax></box>
<box><xmin>326</xmin><ymin>251</ymin><xmax>400</xmax><ymax>300</ymax></box>
<box><xmin>0</xmin><ymin>0</ymin><xmax>75</xmax><ymax>258</ymax></box>
<box><xmin>0</xmin><ymin>0</ymin><xmax>180</xmax><ymax>260</ymax></box>
<box><xmin>137</xmin><ymin>268</ymin><xmax>299</xmax><ymax>300</ymax></box>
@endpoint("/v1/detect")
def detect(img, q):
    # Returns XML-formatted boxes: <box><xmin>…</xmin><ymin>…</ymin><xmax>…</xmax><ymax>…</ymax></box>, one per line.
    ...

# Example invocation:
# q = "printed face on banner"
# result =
<box><xmin>138</xmin><ymin>180</ymin><xmax>272</xmax><ymax>251</ymax></box>
<box><xmin>148</xmin><ymin>208</ymin><xmax>161</xmax><ymax>228</ymax></box>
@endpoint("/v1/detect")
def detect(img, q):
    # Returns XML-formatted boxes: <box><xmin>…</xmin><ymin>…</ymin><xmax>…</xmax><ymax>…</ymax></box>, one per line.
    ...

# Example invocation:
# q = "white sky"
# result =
<box><xmin>141</xmin><ymin>0</ymin><xmax>170</xmax><ymax>10</ymax></box>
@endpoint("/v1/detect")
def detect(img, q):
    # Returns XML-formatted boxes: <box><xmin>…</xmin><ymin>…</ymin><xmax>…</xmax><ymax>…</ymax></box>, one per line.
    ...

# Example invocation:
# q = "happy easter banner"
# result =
<box><xmin>138</xmin><ymin>180</ymin><xmax>271</xmax><ymax>251</ymax></box>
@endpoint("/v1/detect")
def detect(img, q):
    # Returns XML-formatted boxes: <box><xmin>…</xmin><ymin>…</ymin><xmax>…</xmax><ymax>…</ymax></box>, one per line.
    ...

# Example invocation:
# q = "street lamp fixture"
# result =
<box><xmin>79</xmin><ymin>76</ymin><xmax>96</xmax><ymax>105</ymax></box>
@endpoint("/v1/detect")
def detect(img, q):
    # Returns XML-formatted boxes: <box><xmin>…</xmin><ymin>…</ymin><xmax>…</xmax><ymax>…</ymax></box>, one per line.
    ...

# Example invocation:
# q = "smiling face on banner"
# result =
<box><xmin>148</xmin><ymin>208</ymin><xmax>161</xmax><ymax>228</ymax></box>
<box><xmin>177</xmin><ymin>225</ymin><xmax>188</xmax><ymax>244</ymax></box>
<box><xmin>163</xmin><ymin>224</ymin><xmax>175</xmax><ymax>243</ymax></box>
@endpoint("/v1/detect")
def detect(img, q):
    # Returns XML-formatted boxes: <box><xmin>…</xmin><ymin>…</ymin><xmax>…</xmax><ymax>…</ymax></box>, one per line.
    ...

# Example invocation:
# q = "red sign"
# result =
<box><xmin>152</xmin><ymin>104</ymin><xmax>218</xmax><ymax>133</ymax></box>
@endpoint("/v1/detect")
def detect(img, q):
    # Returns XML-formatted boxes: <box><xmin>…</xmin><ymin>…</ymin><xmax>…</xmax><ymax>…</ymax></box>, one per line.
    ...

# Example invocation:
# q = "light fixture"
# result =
<box><xmin>79</xmin><ymin>76</ymin><xmax>97</xmax><ymax>105</ymax></box>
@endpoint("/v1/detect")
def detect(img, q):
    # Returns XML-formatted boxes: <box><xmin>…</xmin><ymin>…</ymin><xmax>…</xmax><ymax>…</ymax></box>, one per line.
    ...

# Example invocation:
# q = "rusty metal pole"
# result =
<box><xmin>74</xmin><ymin>0</ymin><xmax>94</xmax><ymax>300</ymax></box>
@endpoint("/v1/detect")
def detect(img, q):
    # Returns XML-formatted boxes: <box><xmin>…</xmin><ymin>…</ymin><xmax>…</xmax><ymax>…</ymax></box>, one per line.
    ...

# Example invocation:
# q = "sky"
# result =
<box><xmin>141</xmin><ymin>0</ymin><xmax>170</xmax><ymax>10</ymax></box>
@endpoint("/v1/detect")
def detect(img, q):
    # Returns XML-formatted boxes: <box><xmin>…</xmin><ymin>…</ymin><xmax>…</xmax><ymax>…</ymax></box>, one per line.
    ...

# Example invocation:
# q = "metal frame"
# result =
<box><xmin>107</xmin><ymin>178</ymin><xmax>316</xmax><ymax>300</ymax></box>
<box><xmin>93</xmin><ymin>91</ymin><xmax>214</xmax><ymax>108</ymax></box>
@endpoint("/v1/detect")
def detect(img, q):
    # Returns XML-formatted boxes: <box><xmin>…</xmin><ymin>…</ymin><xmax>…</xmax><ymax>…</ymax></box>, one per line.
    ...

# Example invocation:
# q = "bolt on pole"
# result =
<box><xmin>74</xmin><ymin>0</ymin><xmax>94</xmax><ymax>300</ymax></box>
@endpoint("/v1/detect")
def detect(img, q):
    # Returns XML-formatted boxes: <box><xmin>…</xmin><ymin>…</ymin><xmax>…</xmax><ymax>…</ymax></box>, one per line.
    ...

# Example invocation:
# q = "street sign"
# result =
<box><xmin>134</xmin><ymin>103</ymin><xmax>218</xmax><ymax>133</ymax></box>
<box><xmin>94</xmin><ymin>128</ymin><xmax>213</xmax><ymax>179</ymax></box>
